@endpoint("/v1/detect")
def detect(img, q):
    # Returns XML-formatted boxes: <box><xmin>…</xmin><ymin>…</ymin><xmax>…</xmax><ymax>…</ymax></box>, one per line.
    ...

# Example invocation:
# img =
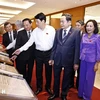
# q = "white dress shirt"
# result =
<box><xmin>6</xmin><ymin>28</ymin><xmax>24</xmax><ymax>50</ymax></box>
<box><xmin>80</xmin><ymin>31</ymin><xmax>83</xmax><ymax>36</ymax></box>
<box><xmin>8</xmin><ymin>31</ymin><xmax>14</xmax><ymax>42</ymax></box>
<box><xmin>20</xmin><ymin>25</ymin><xmax>55</xmax><ymax>52</ymax></box>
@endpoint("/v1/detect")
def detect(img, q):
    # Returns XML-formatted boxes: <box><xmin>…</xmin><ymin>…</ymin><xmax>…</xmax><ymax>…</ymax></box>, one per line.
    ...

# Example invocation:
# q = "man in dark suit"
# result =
<box><xmin>14</xmin><ymin>18</ymin><xmax>35</xmax><ymax>86</ymax></box>
<box><xmin>2</xmin><ymin>20</ymin><xmax>24</xmax><ymax>52</ymax></box>
<box><xmin>48</xmin><ymin>14</ymin><xmax>80</xmax><ymax>100</ymax></box>
<box><xmin>2</xmin><ymin>22</ymin><xmax>17</xmax><ymax>57</ymax></box>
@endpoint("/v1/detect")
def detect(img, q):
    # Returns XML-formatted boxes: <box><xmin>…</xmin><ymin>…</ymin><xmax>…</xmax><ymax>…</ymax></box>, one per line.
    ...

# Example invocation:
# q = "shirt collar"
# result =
<box><xmin>63</xmin><ymin>26</ymin><xmax>71</xmax><ymax>33</ymax></box>
<box><xmin>64</xmin><ymin>26</ymin><xmax>71</xmax><ymax>31</ymax></box>
<box><xmin>8</xmin><ymin>30</ymin><xmax>13</xmax><ymax>34</ymax></box>
<box><xmin>27</xmin><ymin>30</ymin><xmax>32</xmax><ymax>33</ymax></box>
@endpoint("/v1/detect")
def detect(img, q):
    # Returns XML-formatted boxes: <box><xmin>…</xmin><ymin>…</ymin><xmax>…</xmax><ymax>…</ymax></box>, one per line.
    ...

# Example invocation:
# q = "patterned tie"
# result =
<box><xmin>62</xmin><ymin>30</ymin><xmax>68</xmax><ymax>43</ymax></box>
<box><xmin>62</xmin><ymin>30</ymin><xmax>66</xmax><ymax>39</ymax></box>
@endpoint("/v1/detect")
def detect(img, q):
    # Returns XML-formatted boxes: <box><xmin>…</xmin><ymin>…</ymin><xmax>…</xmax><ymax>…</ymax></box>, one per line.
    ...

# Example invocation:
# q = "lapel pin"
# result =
<box><xmin>89</xmin><ymin>40</ymin><xmax>92</xmax><ymax>42</ymax></box>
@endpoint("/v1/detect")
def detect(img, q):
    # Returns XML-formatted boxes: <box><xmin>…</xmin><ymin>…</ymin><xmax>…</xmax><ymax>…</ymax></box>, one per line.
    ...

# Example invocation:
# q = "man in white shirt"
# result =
<box><xmin>13</xmin><ymin>12</ymin><xmax>55</xmax><ymax>95</ymax></box>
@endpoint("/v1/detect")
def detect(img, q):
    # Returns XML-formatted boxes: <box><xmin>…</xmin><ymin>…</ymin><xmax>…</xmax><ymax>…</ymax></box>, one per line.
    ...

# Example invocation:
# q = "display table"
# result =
<box><xmin>0</xmin><ymin>52</ymin><xmax>13</xmax><ymax>65</ymax></box>
<box><xmin>0</xmin><ymin>74</ymin><xmax>37</xmax><ymax>100</ymax></box>
<box><xmin>0</xmin><ymin>63</ymin><xmax>23</xmax><ymax>78</ymax></box>
<box><xmin>0</xmin><ymin>63</ymin><xmax>37</xmax><ymax>100</ymax></box>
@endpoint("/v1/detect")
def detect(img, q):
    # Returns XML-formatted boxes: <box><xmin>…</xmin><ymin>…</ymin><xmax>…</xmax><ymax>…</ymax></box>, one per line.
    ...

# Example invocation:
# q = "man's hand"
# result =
<box><xmin>49</xmin><ymin>60</ymin><xmax>54</xmax><ymax>66</ymax></box>
<box><xmin>74</xmin><ymin>64</ymin><xmax>79</xmax><ymax>71</ymax></box>
<box><xmin>12</xmin><ymin>49</ymin><xmax>21</xmax><ymax>55</ymax></box>
<box><xmin>10</xmin><ymin>55</ymin><xmax>17</xmax><ymax>61</ymax></box>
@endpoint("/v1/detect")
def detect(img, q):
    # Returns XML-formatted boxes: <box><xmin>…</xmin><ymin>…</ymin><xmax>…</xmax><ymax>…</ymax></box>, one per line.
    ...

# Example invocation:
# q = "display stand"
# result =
<box><xmin>0</xmin><ymin>62</ymin><xmax>37</xmax><ymax>100</ymax></box>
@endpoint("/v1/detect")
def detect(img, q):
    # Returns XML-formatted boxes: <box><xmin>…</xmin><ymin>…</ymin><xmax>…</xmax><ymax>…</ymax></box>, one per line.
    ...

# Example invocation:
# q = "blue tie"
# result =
<box><xmin>62</xmin><ymin>30</ymin><xmax>66</xmax><ymax>39</ymax></box>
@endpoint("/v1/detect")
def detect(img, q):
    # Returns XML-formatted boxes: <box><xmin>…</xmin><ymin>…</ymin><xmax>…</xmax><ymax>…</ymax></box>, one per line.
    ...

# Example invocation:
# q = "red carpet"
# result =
<box><xmin>31</xmin><ymin>65</ymin><xmax>100</xmax><ymax>100</ymax></box>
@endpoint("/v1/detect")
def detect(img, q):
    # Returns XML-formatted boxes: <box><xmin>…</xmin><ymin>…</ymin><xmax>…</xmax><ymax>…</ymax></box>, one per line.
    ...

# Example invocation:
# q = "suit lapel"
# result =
<box><xmin>58</xmin><ymin>29</ymin><xmax>63</xmax><ymax>45</ymax></box>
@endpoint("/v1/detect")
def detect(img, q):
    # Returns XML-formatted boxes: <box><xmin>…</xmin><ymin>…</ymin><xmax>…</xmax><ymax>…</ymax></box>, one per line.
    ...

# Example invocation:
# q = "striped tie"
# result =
<box><xmin>62</xmin><ymin>30</ymin><xmax>66</xmax><ymax>39</ymax></box>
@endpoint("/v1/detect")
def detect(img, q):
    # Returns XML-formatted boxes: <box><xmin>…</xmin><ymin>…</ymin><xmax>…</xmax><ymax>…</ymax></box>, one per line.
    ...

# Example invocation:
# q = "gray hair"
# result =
<box><xmin>15</xmin><ymin>20</ymin><xmax>23</xmax><ymax>28</ymax></box>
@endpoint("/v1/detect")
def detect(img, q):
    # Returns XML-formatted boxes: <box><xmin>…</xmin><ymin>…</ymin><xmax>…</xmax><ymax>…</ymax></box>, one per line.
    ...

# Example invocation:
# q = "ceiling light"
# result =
<box><xmin>0</xmin><ymin>17</ymin><xmax>10</xmax><ymax>25</ymax></box>
<box><xmin>51</xmin><ymin>13</ymin><xmax>63</xmax><ymax>18</ymax></box>
<box><xmin>0</xmin><ymin>8</ymin><xmax>22</xmax><ymax>14</ymax></box>
<box><xmin>75</xmin><ymin>1</ymin><xmax>77</xmax><ymax>4</ymax></box>
<box><xmin>0</xmin><ymin>17</ymin><xmax>10</xmax><ymax>20</ymax></box>
<box><xmin>0</xmin><ymin>0</ymin><xmax>35</xmax><ymax>9</ymax></box>
<box><xmin>0</xmin><ymin>14</ymin><xmax>14</xmax><ymax>18</ymax></box>
<box><xmin>0</xmin><ymin>20</ymin><xmax>8</xmax><ymax>25</ymax></box>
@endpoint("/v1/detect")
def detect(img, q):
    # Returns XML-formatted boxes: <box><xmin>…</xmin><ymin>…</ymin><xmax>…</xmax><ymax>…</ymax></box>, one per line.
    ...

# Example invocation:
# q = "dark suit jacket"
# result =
<box><xmin>15</xmin><ymin>29</ymin><xmax>35</xmax><ymax>60</ymax></box>
<box><xmin>2</xmin><ymin>30</ymin><xmax>17</xmax><ymax>57</ymax></box>
<box><xmin>50</xmin><ymin>27</ymin><xmax>81</xmax><ymax>66</ymax></box>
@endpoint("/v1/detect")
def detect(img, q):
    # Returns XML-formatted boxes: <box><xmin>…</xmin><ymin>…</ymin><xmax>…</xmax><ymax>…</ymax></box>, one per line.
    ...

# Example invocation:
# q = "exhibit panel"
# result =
<box><xmin>0</xmin><ymin>59</ymin><xmax>37</xmax><ymax>100</ymax></box>
<box><xmin>0</xmin><ymin>74</ymin><xmax>37</xmax><ymax>100</ymax></box>
<box><xmin>0</xmin><ymin>52</ymin><xmax>13</xmax><ymax>65</ymax></box>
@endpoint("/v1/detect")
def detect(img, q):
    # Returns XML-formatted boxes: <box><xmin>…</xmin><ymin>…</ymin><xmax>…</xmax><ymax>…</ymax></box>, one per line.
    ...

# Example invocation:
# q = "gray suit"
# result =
<box><xmin>50</xmin><ymin>27</ymin><xmax>80</xmax><ymax>96</ymax></box>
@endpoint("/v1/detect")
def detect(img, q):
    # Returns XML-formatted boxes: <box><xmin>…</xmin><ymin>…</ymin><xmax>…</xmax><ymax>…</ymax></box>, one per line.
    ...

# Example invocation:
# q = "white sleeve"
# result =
<box><xmin>19</xmin><ymin>31</ymin><xmax>35</xmax><ymax>52</ymax></box>
<box><xmin>6</xmin><ymin>39</ymin><xmax>16</xmax><ymax>50</ymax></box>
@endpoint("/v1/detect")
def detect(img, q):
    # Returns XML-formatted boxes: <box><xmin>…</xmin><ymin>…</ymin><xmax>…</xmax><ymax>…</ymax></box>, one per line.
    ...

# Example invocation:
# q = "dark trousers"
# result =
<box><xmin>71</xmin><ymin>65</ymin><xmax>80</xmax><ymax>90</ymax></box>
<box><xmin>76</xmin><ymin>66</ymin><xmax>80</xmax><ymax>90</ymax></box>
<box><xmin>35</xmin><ymin>49</ymin><xmax>52</xmax><ymax>89</ymax></box>
<box><xmin>53</xmin><ymin>65</ymin><xmax>73</xmax><ymax>96</ymax></box>
<box><xmin>26</xmin><ymin>58</ymin><xmax>34</xmax><ymax>84</ymax></box>
<box><xmin>16</xmin><ymin>58</ymin><xmax>34</xmax><ymax>85</ymax></box>
<box><xmin>70</xmin><ymin>69</ymin><xmax>75</xmax><ymax>87</ymax></box>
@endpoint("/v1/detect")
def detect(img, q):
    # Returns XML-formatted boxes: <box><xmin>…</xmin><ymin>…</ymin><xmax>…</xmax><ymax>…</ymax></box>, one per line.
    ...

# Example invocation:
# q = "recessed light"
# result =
<box><xmin>0</xmin><ymin>14</ymin><xmax>14</xmax><ymax>18</ymax></box>
<box><xmin>0</xmin><ymin>0</ymin><xmax>35</xmax><ymax>9</ymax></box>
<box><xmin>0</xmin><ymin>17</ymin><xmax>10</xmax><ymax>20</ymax></box>
<box><xmin>0</xmin><ymin>8</ymin><xmax>22</xmax><ymax>14</ymax></box>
